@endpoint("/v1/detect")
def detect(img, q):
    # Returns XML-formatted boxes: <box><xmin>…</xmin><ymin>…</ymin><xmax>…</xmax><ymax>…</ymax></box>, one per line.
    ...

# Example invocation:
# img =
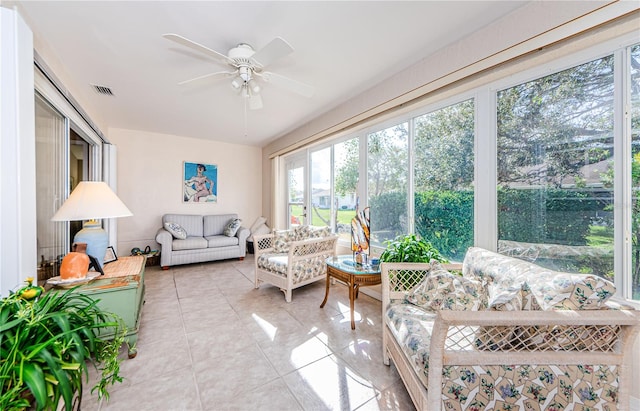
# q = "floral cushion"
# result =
<box><xmin>488</xmin><ymin>286</ymin><xmax>523</xmax><ymax>311</ymax></box>
<box><xmin>439</xmin><ymin>364</ymin><xmax>619</xmax><ymax>410</ymax></box>
<box><xmin>406</xmin><ymin>262</ymin><xmax>487</xmax><ymax>311</ymax></box>
<box><xmin>308</xmin><ymin>226</ymin><xmax>331</xmax><ymax>238</ymax></box>
<box><xmin>526</xmin><ymin>273</ymin><xmax>616</xmax><ymax>311</ymax></box>
<box><xmin>463</xmin><ymin>247</ymin><xmax>616</xmax><ymax>311</ymax></box>
<box><xmin>293</xmin><ymin>225</ymin><xmax>311</xmax><ymax>241</ymax></box>
<box><xmin>272</xmin><ymin>226</ymin><xmax>331</xmax><ymax>252</ymax></box>
<box><xmin>386</xmin><ymin>303</ymin><xmax>438</xmax><ymax>387</ymax></box>
<box><xmin>256</xmin><ymin>253</ymin><xmax>327</xmax><ymax>284</ymax></box>
<box><xmin>273</xmin><ymin>229</ymin><xmax>296</xmax><ymax>253</ymax></box>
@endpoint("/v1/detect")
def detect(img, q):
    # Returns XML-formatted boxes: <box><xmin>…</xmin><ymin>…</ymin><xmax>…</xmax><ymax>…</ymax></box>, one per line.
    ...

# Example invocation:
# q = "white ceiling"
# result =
<box><xmin>8</xmin><ymin>1</ymin><xmax>527</xmax><ymax>146</ymax></box>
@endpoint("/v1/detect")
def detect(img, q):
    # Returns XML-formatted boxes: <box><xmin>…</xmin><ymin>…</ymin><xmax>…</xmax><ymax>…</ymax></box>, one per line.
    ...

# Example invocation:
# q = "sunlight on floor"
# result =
<box><xmin>290</xmin><ymin>337</ymin><xmax>330</xmax><ymax>369</ymax></box>
<box><xmin>252</xmin><ymin>313</ymin><xmax>277</xmax><ymax>341</ymax></box>
<box><xmin>297</xmin><ymin>355</ymin><xmax>377</xmax><ymax>410</ymax></box>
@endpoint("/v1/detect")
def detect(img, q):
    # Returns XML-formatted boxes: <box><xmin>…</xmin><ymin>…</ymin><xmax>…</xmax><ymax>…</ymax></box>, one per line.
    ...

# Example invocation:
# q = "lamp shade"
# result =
<box><xmin>51</xmin><ymin>181</ymin><xmax>132</xmax><ymax>221</ymax></box>
<box><xmin>51</xmin><ymin>181</ymin><xmax>132</xmax><ymax>267</ymax></box>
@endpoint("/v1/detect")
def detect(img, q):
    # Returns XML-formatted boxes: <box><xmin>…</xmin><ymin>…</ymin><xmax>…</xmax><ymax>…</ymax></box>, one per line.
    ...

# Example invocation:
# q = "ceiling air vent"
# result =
<box><xmin>90</xmin><ymin>84</ymin><xmax>114</xmax><ymax>96</ymax></box>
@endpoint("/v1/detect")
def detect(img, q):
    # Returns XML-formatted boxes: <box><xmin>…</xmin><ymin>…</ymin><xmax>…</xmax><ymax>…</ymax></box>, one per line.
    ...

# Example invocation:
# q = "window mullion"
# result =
<box><xmin>408</xmin><ymin>118</ymin><xmax>415</xmax><ymax>234</ymax></box>
<box><xmin>475</xmin><ymin>89</ymin><xmax>497</xmax><ymax>251</ymax></box>
<box><xmin>614</xmin><ymin>47</ymin><xmax>632</xmax><ymax>298</ymax></box>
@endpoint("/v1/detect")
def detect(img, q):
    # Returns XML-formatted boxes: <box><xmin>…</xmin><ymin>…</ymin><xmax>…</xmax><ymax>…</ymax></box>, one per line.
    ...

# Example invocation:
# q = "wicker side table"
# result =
<box><xmin>321</xmin><ymin>255</ymin><xmax>381</xmax><ymax>330</ymax></box>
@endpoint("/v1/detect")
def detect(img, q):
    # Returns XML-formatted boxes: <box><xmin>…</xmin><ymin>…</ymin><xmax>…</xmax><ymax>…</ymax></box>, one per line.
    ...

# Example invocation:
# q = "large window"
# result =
<box><xmin>310</xmin><ymin>147</ymin><xmax>331</xmax><ymax>227</ymax></box>
<box><xmin>414</xmin><ymin>100</ymin><xmax>475</xmax><ymax>261</ymax></box>
<box><xmin>307</xmin><ymin>138</ymin><xmax>360</xmax><ymax>241</ymax></box>
<box><xmin>367</xmin><ymin>122</ymin><xmax>408</xmax><ymax>246</ymax></box>
<box><xmin>282</xmin><ymin>34</ymin><xmax>639</xmax><ymax>302</ymax></box>
<box><xmin>497</xmin><ymin>56</ymin><xmax>615</xmax><ymax>280</ymax></box>
<box><xmin>334</xmin><ymin>138</ymin><xmax>359</xmax><ymax>242</ymax></box>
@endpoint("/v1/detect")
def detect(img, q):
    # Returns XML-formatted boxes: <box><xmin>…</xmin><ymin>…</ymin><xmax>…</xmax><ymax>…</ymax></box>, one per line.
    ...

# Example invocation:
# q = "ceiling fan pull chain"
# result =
<box><xmin>243</xmin><ymin>92</ymin><xmax>248</xmax><ymax>138</ymax></box>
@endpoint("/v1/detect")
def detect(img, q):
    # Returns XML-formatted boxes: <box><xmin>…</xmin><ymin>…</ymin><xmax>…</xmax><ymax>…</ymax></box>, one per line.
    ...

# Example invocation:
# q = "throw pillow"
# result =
<box><xmin>252</xmin><ymin>224</ymin><xmax>271</xmax><ymax>236</ymax></box>
<box><xmin>406</xmin><ymin>262</ymin><xmax>486</xmax><ymax>311</ymax></box>
<box><xmin>250</xmin><ymin>216</ymin><xmax>267</xmax><ymax>233</ymax></box>
<box><xmin>294</xmin><ymin>225</ymin><xmax>311</xmax><ymax>241</ymax></box>
<box><xmin>164</xmin><ymin>222</ymin><xmax>187</xmax><ymax>240</ymax></box>
<box><xmin>526</xmin><ymin>272</ymin><xmax>616</xmax><ymax>310</ymax></box>
<box><xmin>223</xmin><ymin>218</ymin><xmax>242</xmax><ymax>237</ymax></box>
<box><xmin>308</xmin><ymin>226</ymin><xmax>331</xmax><ymax>239</ymax></box>
<box><xmin>475</xmin><ymin>286</ymin><xmax>522</xmax><ymax>351</ymax></box>
<box><xmin>273</xmin><ymin>229</ymin><xmax>296</xmax><ymax>253</ymax></box>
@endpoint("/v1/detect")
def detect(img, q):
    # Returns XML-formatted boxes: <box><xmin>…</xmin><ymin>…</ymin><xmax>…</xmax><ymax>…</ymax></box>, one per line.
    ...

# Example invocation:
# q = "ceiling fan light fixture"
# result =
<box><xmin>248</xmin><ymin>79</ymin><xmax>260</xmax><ymax>94</ymax></box>
<box><xmin>230</xmin><ymin>75</ymin><xmax>243</xmax><ymax>90</ymax></box>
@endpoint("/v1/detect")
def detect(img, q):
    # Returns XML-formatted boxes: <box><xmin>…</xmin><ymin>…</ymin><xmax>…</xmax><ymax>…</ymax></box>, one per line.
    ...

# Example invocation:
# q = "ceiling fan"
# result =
<box><xmin>163</xmin><ymin>34</ymin><xmax>314</xmax><ymax>110</ymax></box>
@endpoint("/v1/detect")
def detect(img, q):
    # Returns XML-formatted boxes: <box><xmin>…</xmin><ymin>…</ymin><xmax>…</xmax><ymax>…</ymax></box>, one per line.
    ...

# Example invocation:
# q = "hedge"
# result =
<box><xmin>369</xmin><ymin>187</ymin><xmax>613</xmax><ymax>262</ymax></box>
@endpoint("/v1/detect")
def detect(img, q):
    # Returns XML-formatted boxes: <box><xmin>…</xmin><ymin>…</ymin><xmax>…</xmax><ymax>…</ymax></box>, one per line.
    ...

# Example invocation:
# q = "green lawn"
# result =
<box><xmin>585</xmin><ymin>225</ymin><xmax>614</xmax><ymax>247</ymax></box>
<box><xmin>290</xmin><ymin>205</ymin><xmax>355</xmax><ymax>225</ymax></box>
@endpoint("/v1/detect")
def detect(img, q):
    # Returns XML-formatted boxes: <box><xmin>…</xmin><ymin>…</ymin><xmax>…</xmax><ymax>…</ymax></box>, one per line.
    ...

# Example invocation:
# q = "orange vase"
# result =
<box><xmin>60</xmin><ymin>243</ymin><xmax>90</xmax><ymax>280</ymax></box>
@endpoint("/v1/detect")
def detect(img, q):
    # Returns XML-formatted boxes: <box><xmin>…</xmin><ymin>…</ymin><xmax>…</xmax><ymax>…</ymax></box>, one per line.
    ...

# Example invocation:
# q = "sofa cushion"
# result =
<box><xmin>204</xmin><ymin>214</ymin><xmax>237</xmax><ymax>237</ymax></box>
<box><xmin>164</xmin><ymin>221</ymin><xmax>187</xmax><ymax>240</ymax></box>
<box><xmin>406</xmin><ymin>262</ymin><xmax>486</xmax><ymax>311</ymax></box>
<box><xmin>526</xmin><ymin>272</ymin><xmax>616</xmax><ymax>311</ymax></box>
<box><xmin>386</xmin><ymin>303</ymin><xmax>476</xmax><ymax>388</ymax></box>
<box><xmin>172</xmin><ymin>236</ymin><xmax>208</xmax><ymax>251</ymax></box>
<box><xmin>223</xmin><ymin>218</ymin><xmax>242</xmax><ymax>237</ymax></box>
<box><xmin>294</xmin><ymin>225</ymin><xmax>311</xmax><ymax>240</ymax></box>
<box><xmin>308</xmin><ymin>226</ymin><xmax>331</xmax><ymax>238</ymax></box>
<box><xmin>257</xmin><ymin>253</ymin><xmax>288</xmax><ymax>275</ymax></box>
<box><xmin>475</xmin><ymin>286</ymin><xmax>523</xmax><ymax>351</ymax></box>
<box><xmin>385</xmin><ymin>303</ymin><xmax>438</xmax><ymax>388</ymax></box>
<box><xmin>163</xmin><ymin>214</ymin><xmax>203</xmax><ymax>237</ymax></box>
<box><xmin>462</xmin><ymin>247</ymin><xmax>616</xmax><ymax>311</ymax></box>
<box><xmin>273</xmin><ymin>229</ymin><xmax>296</xmax><ymax>253</ymax></box>
<box><xmin>206</xmin><ymin>235</ymin><xmax>239</xmax><ymax>248</ymax></box>
<box><xmin>257</xmin><ymin>253</ymin><xmax>328</xmax><ymax>284</ymax></box>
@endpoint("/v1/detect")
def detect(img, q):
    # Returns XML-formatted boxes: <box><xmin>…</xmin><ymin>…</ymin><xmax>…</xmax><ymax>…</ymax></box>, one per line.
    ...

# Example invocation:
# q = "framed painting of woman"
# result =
<box><xmin>183</xmin><ymin>161</ymin><xmax>217</xmax><ymax>203</ymax></box>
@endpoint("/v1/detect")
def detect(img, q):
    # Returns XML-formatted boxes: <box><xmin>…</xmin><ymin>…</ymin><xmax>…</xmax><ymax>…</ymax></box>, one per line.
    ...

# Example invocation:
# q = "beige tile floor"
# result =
<box><xmin>81</xmin><ymin>255</ymin><xmax>415</xmax><ymax>411</ymax></box>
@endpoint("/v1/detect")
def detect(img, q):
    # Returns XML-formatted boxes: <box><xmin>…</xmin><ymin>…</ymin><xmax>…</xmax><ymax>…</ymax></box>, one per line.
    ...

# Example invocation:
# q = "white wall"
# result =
<box><xmin>0</xmin><ymin>7</ymin><xmax>36</xmax><ymax>296</ymax></box>
<box><xmin>108</xmin><ymin>128</ymin><xmax>262</xmax><ymax>256</ymax></box>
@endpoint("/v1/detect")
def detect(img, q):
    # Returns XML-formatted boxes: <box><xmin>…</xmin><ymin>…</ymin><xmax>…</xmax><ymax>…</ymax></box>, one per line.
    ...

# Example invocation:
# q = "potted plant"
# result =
<box><xmin>379</xmin><ymin>234</ymin><xmax>449</xmax><ymax>288</ymax></box>
<box><xmin>0</xmin><ymin>277</ymin><xmax>126</xmax><ymax>410</ymax></box>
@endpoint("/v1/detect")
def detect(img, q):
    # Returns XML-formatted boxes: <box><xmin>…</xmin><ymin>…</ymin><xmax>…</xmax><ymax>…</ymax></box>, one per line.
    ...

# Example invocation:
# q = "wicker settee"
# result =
<box><xmin>382</xmin><ymin>247</ymin><xmax>640</xmax><ymax>411</ymax></box>
<box><xmin>253</xmin><ymin>225</ymin><xmax>337</xmax><ymax>302</ymax></box>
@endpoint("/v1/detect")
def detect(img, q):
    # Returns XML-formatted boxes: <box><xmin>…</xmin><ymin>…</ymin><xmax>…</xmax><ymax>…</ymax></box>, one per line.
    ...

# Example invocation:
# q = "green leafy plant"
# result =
<box><xmin>1</xmin><ymin>278</ymin><xmax>126</xmax><ymax>410</ymax></box>
<box><xmin>379</xmin><ymin>234</ymin><xmax>449</xmax><ymax>289</ymax></box>
<box><xmin>380</xmin><ymin>234</ymin><xmax>449</xmax><ymax>264</ymax></box>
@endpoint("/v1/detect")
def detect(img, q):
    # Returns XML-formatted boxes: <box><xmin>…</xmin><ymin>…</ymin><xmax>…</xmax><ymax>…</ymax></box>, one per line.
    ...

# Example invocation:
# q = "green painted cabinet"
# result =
<box><xmin>52</xmin><ymin>256</ymin><xmax>146</xmax><ymax>358</ymax></box>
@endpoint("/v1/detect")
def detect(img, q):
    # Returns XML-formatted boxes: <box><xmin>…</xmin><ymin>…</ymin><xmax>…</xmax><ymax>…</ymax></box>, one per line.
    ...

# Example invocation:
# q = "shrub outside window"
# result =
<box><xmin>414</xmin><ymin>99</ymin><xmax>475</xmax><ymax>262</ymax></box>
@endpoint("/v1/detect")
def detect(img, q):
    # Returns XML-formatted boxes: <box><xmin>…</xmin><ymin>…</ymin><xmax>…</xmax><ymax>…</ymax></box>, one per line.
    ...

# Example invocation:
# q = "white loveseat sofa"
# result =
<box><xmin>253</xmin><ymin>225</ymin><xmax>338</xmax><ymax>302</ymax></box>
<box><xmin>382</xmin><ymin>247</ymin><xmax>640</xmax><ymax>411</ymax></box>
<box><xmin>155</xmin><ymin>213</ymin><xmax>250</xmax><ymax>269</ymax></box>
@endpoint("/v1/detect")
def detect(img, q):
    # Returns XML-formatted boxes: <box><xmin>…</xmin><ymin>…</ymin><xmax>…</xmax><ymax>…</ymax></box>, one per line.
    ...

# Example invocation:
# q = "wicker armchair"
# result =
<box><xmin>253</xmin><ymin>226</ymin><xmax>338</xmax><ymax>302</ymax></box>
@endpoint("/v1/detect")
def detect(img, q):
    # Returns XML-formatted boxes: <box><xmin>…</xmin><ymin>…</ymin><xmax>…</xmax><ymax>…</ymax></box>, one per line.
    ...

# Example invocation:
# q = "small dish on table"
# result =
<box><xmin>46</xmin><ymin>272</ymin><xmax>101</xmax><ymax>288</ymax></box>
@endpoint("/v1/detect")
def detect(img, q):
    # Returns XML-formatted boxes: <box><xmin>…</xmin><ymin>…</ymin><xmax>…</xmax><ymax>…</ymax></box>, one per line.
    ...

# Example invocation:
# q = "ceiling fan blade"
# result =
<box><xmin>163</xmin><ymin>33</ymin><xmax>233</xmax><ymax>65</ymax></box>
<box><xmin>251</xmin><ymin>37</ymin><xmax>294</xmax><ymax>68</ymax></box>
<box><xmin>262</xmin><ymin>71</ymin><xmax>315</xmax><ymax>98</ymax></box>
<box><xmin>177</xmin><ymin>71</ymin><xmax>236</xmax><ymax>86</ymax></box>
<box><xmin>248</xmin><ymin>93</ymin><xmax>263</xmax><ymax>110</ymax></box>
